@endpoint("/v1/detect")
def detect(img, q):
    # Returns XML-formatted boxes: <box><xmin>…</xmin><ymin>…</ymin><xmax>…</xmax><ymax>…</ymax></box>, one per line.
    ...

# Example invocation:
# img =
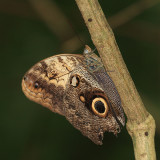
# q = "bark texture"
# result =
<box><xmin>75</xmin><ymin>0</ymin><xmax>156</xmax><ymax>159</ymax></box>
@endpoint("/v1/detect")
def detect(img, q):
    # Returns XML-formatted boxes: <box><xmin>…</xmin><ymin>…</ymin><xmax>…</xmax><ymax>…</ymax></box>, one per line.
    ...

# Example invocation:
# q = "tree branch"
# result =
<box><xmin>75</xmin><ymin>0</ymin><xmax>156</xmax><ymax>159</ymax></box>
<box><xmin>108</xmin><ymin>0</ymin><xmax>160</xmax><ymax>29</ymax></box>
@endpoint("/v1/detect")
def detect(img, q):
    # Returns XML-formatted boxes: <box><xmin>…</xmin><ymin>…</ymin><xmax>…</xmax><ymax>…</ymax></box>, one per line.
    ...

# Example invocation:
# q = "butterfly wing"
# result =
<box><xmin>22</xmin><ymin>54</ymin><xmax>84</xmax><ymax>115</ymax></box>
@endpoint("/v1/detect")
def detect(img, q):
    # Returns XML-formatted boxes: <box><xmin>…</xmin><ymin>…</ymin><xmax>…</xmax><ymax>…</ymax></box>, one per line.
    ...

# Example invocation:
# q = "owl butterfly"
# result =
<box><xmin>22</xmin><ymin>45</ymin><xmax>125</xmax><ymax>145</ymax></box>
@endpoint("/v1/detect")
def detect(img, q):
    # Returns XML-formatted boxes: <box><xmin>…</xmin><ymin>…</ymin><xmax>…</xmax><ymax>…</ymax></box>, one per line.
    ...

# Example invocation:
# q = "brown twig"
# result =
<box><xmin>108</xmin><ymin>0</ymin><xmax>160</xmax><ymax>29</ymax></box>
<box><xmin>28</xmin><ymin>0</ymin><xmax>85</xmax><ymax>52</ymax></box>
<box><xmin>0</xmin><ymin>0</ymin><xmax>37</xmax><ymax>18</ymax></box>
<box><xmin>116</xmin><ymin>20</ymin><xmax>160</xmax><ymax>46</ymax></box>
<box><xmin>75</xmin><ymin>0</ymin><xmax>156</xmax><ymax>159</ymax></box>
<box><xmin>28</xmin><ymin>0</ymin><xmax>74</xmax><ymax>40</ymax></box>
<box><xmin>1</xmin><ymin>0</ymin><xmax>158</xmax><ymax>52</ymax></box>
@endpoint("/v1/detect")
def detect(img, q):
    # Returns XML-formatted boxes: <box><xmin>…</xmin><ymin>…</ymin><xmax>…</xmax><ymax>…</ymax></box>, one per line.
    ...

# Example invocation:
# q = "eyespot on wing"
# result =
<box><xmin>22</xmin><ymin>54</ymin><xmax>84</xmax><ymax>115</ymax></box>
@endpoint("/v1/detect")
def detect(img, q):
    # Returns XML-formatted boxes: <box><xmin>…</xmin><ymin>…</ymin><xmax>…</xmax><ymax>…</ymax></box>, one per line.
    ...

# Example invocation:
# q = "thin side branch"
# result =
<box><xmin>75</xmin><ymin>0</ymin><xmax>156</xmax><ymax>159</ymax></box>
<box><xmin>108</xmin><ymin>0</ymin><xmax>160</xmax><ymax>28</ymax></box>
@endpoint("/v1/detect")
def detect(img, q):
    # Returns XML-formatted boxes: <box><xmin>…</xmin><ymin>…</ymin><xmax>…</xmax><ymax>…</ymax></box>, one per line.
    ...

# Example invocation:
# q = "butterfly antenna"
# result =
<box><xmin>92</xmin><ymin>47</ymin><xmax>97</xmax><ymax>53</ymax></box>
<box><xmin>66</xmin><ymin>18</ymin><xmax>85</xmax><ymax>47</ymax></box>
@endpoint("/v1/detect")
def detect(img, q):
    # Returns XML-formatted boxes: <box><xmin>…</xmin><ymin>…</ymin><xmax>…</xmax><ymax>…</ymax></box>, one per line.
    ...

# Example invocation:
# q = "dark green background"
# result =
<box><xmin>0</xmin><ymin>0</ymin><xmax>160</xmax><ymax>159</ymax></box>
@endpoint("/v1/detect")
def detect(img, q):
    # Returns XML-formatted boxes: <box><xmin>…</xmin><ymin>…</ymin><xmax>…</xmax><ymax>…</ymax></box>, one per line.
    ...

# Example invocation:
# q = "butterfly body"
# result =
<box><xmin>22</xmin><ymin>46</ymin><xmax>125</xmax><ymax>145</ymax></box>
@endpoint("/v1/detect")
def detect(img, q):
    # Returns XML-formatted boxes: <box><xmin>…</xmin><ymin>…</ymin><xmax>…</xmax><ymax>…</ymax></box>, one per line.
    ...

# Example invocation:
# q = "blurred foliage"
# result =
<box><xmin>0</xmin><ymin>0</ymin><xmax>160</xmax><ymax>160</ymax></box>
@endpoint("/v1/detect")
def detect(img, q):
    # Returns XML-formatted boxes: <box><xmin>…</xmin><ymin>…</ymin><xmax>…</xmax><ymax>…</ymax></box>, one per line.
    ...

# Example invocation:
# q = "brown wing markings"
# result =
<box><xmin>45</xmin><ymin>54</ymin><xmax>84</xmax><ymax>81</ymax></box>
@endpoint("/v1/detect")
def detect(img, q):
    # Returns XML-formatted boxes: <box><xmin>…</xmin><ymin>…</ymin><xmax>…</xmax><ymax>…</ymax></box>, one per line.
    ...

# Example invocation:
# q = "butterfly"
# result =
<box><xmin>22</xmin><ymin>45</ymin><xmax>125</xmax><ymax>145</ymax></box>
